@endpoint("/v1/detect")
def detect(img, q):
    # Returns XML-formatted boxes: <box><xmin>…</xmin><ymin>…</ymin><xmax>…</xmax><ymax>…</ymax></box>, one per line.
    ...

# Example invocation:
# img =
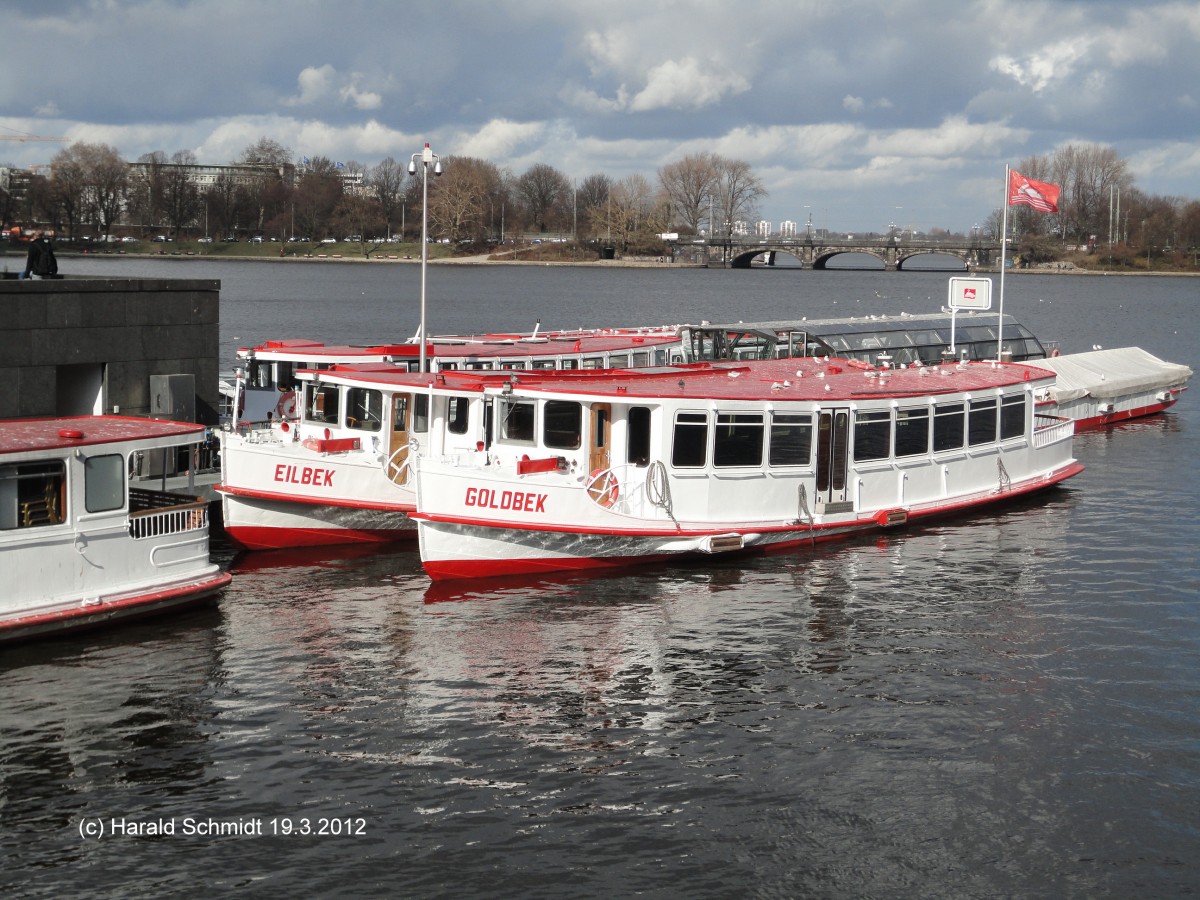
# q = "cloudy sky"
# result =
<box><xmin>2</xmin><ymin>0</ymin><xmax>1198</xmax><ymax>234</ymax></box>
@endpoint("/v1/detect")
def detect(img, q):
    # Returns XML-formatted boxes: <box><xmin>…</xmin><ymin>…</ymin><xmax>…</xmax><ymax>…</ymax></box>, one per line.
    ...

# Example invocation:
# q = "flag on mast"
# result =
<box><xmin>1008</xmin><ymin>170</ymin><xmax>1060</xmax><ymax>213</ymax></box>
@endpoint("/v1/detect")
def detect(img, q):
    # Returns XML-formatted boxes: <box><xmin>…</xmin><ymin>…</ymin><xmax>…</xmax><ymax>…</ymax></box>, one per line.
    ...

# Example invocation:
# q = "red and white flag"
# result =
<box><xmin>1008</xmin><ymin>170</ymin><xmax>1060</xmax><ymax>213</ymax></box>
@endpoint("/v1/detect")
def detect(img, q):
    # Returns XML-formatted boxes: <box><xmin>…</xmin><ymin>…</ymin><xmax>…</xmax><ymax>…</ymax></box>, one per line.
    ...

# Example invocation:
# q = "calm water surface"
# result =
<box><xmin>2</xmin><ymin>258</ymin><xmax>1198</xmax><ymax>897</ymax></box>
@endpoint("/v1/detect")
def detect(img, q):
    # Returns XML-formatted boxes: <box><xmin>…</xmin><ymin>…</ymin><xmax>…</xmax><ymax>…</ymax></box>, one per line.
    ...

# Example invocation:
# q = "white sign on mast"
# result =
<box><xmin>948</xmin><ymin>276</ymin><xmax>992</xmax><ymax>310</ymax></box>
<box><xmin>946</xmin><ymin>277</ymin><xmax>994</xmax><ymax>357</ymax></box>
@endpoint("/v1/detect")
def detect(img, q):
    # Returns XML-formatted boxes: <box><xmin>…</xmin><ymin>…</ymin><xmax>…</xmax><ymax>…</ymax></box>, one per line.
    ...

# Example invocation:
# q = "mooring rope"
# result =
<box><xmin>646</xmin><ymin>460</ymin><xmax>680</xmax><ymax>531</ymax></box>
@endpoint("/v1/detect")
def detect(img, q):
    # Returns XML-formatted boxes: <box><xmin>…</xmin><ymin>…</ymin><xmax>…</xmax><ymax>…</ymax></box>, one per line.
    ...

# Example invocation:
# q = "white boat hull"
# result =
<box><xmin>220</xmin><ymin>489</ymin><xmax>415</xmax><ymax>550</ymax></box>
<box><xmin>218</xmin><ymin>428</ymin><xmax>416</xmax><ymax>550</ymax></box>
<box><xmin>0</xmin><ymin>570</ymin><xmax>231</xmax><ymax>643</ymax></box>
<box><xmin>415</xmin><ymin>457</ymin><xmax>1084</xmax><ymax>581</ymax></box>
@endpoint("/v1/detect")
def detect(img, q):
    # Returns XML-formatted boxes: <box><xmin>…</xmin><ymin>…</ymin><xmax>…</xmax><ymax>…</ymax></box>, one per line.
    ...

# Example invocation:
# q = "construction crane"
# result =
<box><xmin>0</xmin><ymin>130</ymin><xmax>67</xmax><ymax>142</ymax></box>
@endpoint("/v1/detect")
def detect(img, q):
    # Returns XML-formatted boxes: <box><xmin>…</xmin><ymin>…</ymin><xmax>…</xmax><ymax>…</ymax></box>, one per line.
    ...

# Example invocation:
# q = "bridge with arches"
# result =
<box><xmin>678</xmin><ymin>236</ymin><xmax>999</xmax><ymax>270</ymax></box>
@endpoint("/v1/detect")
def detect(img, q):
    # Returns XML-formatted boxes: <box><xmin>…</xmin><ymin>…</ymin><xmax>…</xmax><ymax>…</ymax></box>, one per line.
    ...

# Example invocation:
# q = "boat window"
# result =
<box><xmin>671</xmin><ymin>411</ymin><xmax>708</xmax><ymax>468</ymax></box>
<box><xmin>933</xmin><ymin>402</ymin><xmax>965</xmax><ymax>451</ymax></box>
<box><xmin>543</xmin><ymin>400</ymin><xmax>582</xmax><ymax>450</ymax></box>
<box><xmin>85</xmin><ymin>454</ymin><xmax>125</xmax><ymax>514</ymax></box>
<box><xmin>628</xmin><ymin>407</ymin><xmax>651</xmax><ymax>467</ymax></box>
<box><xmin>582</xmin><ymin>356</ymin><xmax>604</xmax><ymax>370</ymax></box>
<box><xmin>894</xmin><ymin>407</ymin><xmax>930</xmax><ymax>457</ymax></box>
<box><xmin>1000</xmin><ymin>394</ymin><xmax>1026</xmax><ymax>439</ymax></box>
<box><xmin>714</xmin><ymin>412</ymin><xmax>764</xmax><ymax>468</ymax></box>
<box><xmin>1004</xmin><ymin>339</ymin><xmax>1039</xmax><ymax>361</ymax></box>
<box><xmin>561</xmin><ymin>359</ymin><xmax>579</xmax><ymax>370</ymax></box>
<box><xmin>305</xmin><ymin>383</ymin><xmax>340</xmax><ymax>424</ymax></box>
<box><xmin>853</xmin><ymin>410</ymin><xmax>892</xmax><ymax>461</ymax></box>
<box><xmin>501</xmin><ymin>361</ymin><xmax>524</xmax><ymax>370</ymax></box>
<box><xmin>249</xmin><ymin>359</ymin><xmax>272</xmax><ymax>388</ymax></box>
<box><xmin>440</xmin><ymin>361</ymin><xmax>460</xmax><ymax>371</ymax></box>
<box><xmin>446</xmin><ymin>396</ymin><xmax>470</xmax><ymax>435</ymax></box>
<box><xmin>393</xmin><ymin>395</ymin><xmax>408</xmax><ymax>432</ymax></box>
<box><xmin>412</xmin><ymin>393</ymin><xmax>429</xmax><ymax>434</ymax></box>
<box><xmin>499</xmin><ymin>398</ymin><xmax>536</xmax><ymax>443</ymax></box>
<box><xmin>346</xmin><ymin>387</ymin><xmax>383</xmax><ymax>432</ymax></box>
<box><xmin>631</xmin><ymin>351</ymin><xmax>651</xmax><ymax>368</ymax></box>
<box><xmin>276</xmin><ymin>361</ymin><xmax>297</xmax><ymax>390</ymax></box>
<box><xmin>968</xmin><ymin>398</ymin><xmax>998</xmax><ymax>446</ymax></box>
<box><xmin>608</xmin><ymin>354</ymin><xmax>629</xmax><ymax>368</ymax></box>
<box><xmin>769</xmin><ymin>413</ymin><xmax>812</xmax><ymax>466</ymax></box>
<box><xmin>533</xmin><ymin>360</ymin><xmax>557</xmax><ymax>370</ymax></box>
<box><xmin>0</xmin><ymin>461</ymin><xmax>66</xmax><ymax>529</ymax></box>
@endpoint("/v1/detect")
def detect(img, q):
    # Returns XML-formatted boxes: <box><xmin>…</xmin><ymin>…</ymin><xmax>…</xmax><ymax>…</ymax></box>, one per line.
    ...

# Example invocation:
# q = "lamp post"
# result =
<box><xmin>409</xmin><ymin>142</ymin><xmax>442</xmax><ymax>373</ymax></box>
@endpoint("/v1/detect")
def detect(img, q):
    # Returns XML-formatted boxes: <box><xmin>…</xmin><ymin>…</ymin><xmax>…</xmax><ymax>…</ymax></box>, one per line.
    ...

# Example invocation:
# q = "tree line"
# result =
<box><xmin>5</xmin><ymin>137</ymin><xmax>1196</xmax><ymax>261</ymax></box>
<box><xmin>988</xmin><ymin>144</ymin><xmax>1200</xmax><ymax>264</ymax></box>
<box><xmin>4</xmin><ymin>139</ymin><xmax>769</xmax><ymax>255</ymax></box>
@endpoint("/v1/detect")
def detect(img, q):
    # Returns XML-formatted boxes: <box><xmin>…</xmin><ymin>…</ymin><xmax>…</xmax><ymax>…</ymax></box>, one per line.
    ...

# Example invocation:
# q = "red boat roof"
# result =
<box><xmin>238</xmin><ymin>329</ymin><xmax>681</xmax><ymax>361</ymax></box>
<box><xmin>0</xmin><ymin>416</ymin><xmax>206</xmax><ymax>456</ymax></box>
<box><xmin>307</xmin><ymin>358</ymin><xmax>1058</xmax><ymax>403</ymax></box>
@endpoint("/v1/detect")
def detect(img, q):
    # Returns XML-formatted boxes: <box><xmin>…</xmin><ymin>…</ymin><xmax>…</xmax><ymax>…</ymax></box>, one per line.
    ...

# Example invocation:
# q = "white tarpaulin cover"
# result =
<box><xmin>1037</xmin><ymin>347</ymin><xmax>1193</xmax><ymax>402</ymax></box>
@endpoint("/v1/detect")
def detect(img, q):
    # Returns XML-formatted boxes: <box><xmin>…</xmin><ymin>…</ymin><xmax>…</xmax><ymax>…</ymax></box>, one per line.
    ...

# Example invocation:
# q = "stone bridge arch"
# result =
<box><xmin>717</xmin><ymin>238</ymin><xmax>996</xmax><ymax>270</ymax></box>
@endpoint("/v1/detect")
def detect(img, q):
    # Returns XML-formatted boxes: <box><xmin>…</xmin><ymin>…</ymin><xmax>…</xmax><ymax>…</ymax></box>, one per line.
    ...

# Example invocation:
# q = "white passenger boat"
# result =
<box><xmin>228</xmin><ymin>328</ymin><xmax>683</xmax><ymax>425</ymax></box>
<box><xmin>1</xmin><ymin>416</ymin><xmax>232</xmax><ymax>642</ymax></box>
<box><xmin>411</xmin><ymin>357</ymin><xmax>1084</xmax><ymax>580</ymax></box>
<box><xmin>217</xmin><ymin>329</ymin><xmax>685</xmax><ymax>551</ymax></box>
<box><xmin>219</xmin><ymin>365</ymin><xmax>471</xmax><ymax>549</ymax></box>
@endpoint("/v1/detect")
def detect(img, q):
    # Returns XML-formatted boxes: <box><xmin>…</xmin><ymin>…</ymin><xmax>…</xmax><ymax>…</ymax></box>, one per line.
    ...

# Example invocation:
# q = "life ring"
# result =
<box><xmin>587</xmin><ymin>468</ymin><xmax>619</xmax><ymax>508</ymax></box>
<box><xmin>275</xmin><ymin>389</ymin><xmax>298</xmax><ymax>420</ymax></box>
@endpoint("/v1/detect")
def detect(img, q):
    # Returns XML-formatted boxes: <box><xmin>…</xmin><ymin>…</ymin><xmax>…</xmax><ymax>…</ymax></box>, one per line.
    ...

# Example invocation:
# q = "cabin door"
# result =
<box><xmin>589</xmin><ymin>404</ymin><xmax>612</xmax><ymax>474</ymax></box>
<box><xmin>388</xmin><ymin>393</ymin><xmax>411</xmax><ymax>484</ymax></box>
<box><xmin>815</xmin><ymin>408</ymin><xmax>850</xmax><ymax>506</ymax></box>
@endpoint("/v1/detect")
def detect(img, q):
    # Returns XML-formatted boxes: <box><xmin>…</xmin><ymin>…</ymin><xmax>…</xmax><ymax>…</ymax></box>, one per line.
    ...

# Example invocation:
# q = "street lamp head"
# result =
<box><xmin>433</xmin><ymin>160</ymin><xmax>443</xmax><ymax>177</ymax></box>
<box><xmin>408</xmin><ymin>160</ymin><xmax>417</xmax><ymax>175</ymax></box>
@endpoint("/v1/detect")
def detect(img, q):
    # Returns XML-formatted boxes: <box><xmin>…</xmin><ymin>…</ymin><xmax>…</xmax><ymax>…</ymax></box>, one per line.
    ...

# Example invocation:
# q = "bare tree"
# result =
<box><xmin>368</xmin><ymin>157</ymin><xmax>406</xmax><ymax>239</ymax></box>
<box><xmin>658</xmin><ymin>153</ymin><xmax>719</xmax><ymax>233</ymax></box>
<box><xmin>162</xmin><ymin>150</ymin><xmax>201</xmax><ymax>237</ymax></box>
<box><xmin>1012</xmin><ymin>145</ymin><xmax>1132</xmax><ymax>246</ymax></box>
<box><xmin>588</xmin><ymin>174</ymin><xmax>667</xmax><ymax>252</ymax></box>
<box><xmin>711</xmin><ymin>157</ymin><xmax>767</xmax><ymax>263</ymax></box>
<box><xmin>516</xmin><ymin>163</ymin><xmax>570</xmax><ymax>234</ymax></box>
<box><xmin>128</xmin><ymin>151</ymin><xmax>167</xmax><ymax>235</ymax></box>
<box><xmin>576</xmin><ymin>173</ymin><xmax>612</xmax><ymax>240</ymax></box>
<box><xmin>293</xmin><ymin>156</ymin><xmax>343</xmax><ymax>239</ymax></box>
<box><xmin>48</xmin><ymin>144</ymin><xmax>90</xmax><ymax>236</ymax></box>
<box><xmin>84</xmin><ymin>144</ymin><xmax>129</xmax><ymax>238</ymax></box>
<box><xmin>428</xmin><ymin>156</ymin><xmax>507</xmax><ymax>243</ymax></box>
<box><xmin>238</xmin><ymin>137</ymin><xmax>293</xmax><ymax>234</ymax></box>
<box><xmin>333</xmin><ymin>193</ymin><xmax>386</xmax><ymax>253</ymax></box>
<box><xmin>203</xmin><ymin>174</ymin><xmax>240</xmax><ymax>240</ymax></box>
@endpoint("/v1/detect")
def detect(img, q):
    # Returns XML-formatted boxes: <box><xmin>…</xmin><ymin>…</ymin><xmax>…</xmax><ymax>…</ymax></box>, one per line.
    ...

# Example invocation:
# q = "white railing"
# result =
<box><xmin>128</xmin><ymin>492</ymin><xmax>208</xmax><ymax>540</ymax></box>
<box><xmin>1032</xmin><ymin>415</ymin><xmax>1074</xmax><ymax>449</ymax></box>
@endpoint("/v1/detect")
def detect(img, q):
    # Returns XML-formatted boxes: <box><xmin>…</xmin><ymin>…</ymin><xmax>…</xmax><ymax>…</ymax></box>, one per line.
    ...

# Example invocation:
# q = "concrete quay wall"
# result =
<box><xmin>0</xmin><ymin>276</ymin><xmax>222</xmax><ymax>425</ymax></box>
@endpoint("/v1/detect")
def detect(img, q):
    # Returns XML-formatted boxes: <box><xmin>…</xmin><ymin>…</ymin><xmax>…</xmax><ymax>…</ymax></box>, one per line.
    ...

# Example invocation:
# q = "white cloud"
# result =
<box><xmin>628</xmin><ymin>57</ymin><xmax>750</xmax><ymax>111</ymax></box>
<box><xmin>455</xmin><ymin>119</ymin><xmax>546</xmax><ymax>160</ymax></box>
<box><xmin>340</xmin><ymin>82</ymin><xmax>382</xmax><ymax>111</ymax></box>
<box><xmin>990</xmin><ymin>36</ymin><xmax>1093</xmax><ymax>93</ymax></box>
<box><xmin>286</xmin><ymin>65</ymin><xmax>338</xmax><ymax>106</ymax></box>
